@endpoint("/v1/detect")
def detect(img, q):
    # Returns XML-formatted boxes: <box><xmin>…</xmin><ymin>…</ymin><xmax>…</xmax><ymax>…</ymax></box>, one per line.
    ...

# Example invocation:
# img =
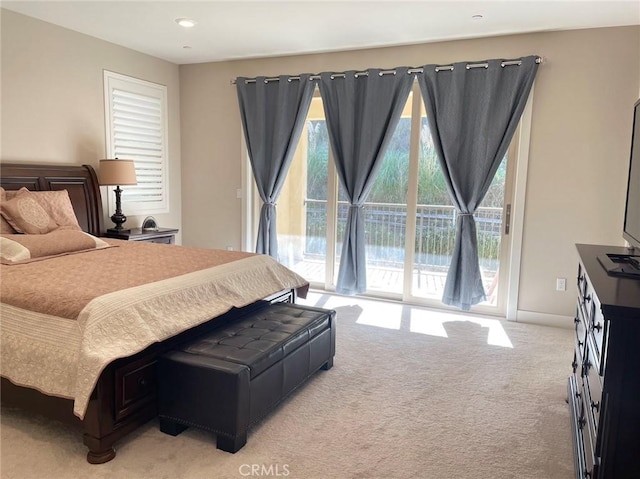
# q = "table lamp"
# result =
<box><xmin>99</xmin><ymin>159</ymin><xmax>138</xmax><ymax>233</ymax></box>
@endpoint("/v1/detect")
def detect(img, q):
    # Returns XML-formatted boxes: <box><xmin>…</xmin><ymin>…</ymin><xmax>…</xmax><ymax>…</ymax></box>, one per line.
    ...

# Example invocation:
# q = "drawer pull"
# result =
<box><xmin>591</xmin><ymin>401</ymin><xmax>600</xmax><ymax>412</ymax></box>
<box><xmin>139</xmin><ymin>378</ymin><xmax>148</xmax><ymax>387</ymax></box>
<box><xmin>584</xmin><ymin>294</ymin><xmax>591</xmax><ymax>303</ymax></box>
<box><xmin>574</xmin><ymin>316</ymin><xmax>580</xmax><ymax>324</ymax></box>
<box><xmin>593</xmin><ymin>322</ymin><xmax>602</xmax><ymax>332</ymax></box>
<box><xmin>579</xmin><ymin>416</ymin><xmax>587</xmax><ymax>429</ymax></box>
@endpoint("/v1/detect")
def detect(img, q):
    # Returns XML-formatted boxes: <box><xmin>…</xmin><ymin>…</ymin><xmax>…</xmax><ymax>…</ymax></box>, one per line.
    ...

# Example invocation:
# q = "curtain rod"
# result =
<box><xmin>231</xmin><ymin>56</ymin><xmax>543</xmax><ymax>85</ymax></box>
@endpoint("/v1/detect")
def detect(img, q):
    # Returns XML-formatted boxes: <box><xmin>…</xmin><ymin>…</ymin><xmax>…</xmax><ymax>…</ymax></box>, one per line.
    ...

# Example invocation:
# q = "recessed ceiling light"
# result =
<box><xmin>472</xmin><ymin>14</ymin><xmax>484</xmax><ymax>20</ymax></box>
<box><xmin>176</xmin><ymin>18</ymin><xmax>196</xmax><ymax>28</ymax></box>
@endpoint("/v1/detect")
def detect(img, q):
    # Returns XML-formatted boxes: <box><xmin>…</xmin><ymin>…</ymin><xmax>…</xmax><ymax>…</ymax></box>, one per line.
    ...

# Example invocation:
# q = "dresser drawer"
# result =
<box><xmin>588</xmin><ymin>296</ymin><xmax>608</xmax><ymax>375</ymax></box>
<box><xmin>142</xmin><ymin>235</ymin><xmax>173</xmax><ymax>244</ymax></box>
<box><xmin>583</xmin><ymin>339</ymin><xmax>603</xmax><ymax>433</ymax></box>
<box><xmin>114</xmin><ymin>355</ymin><xmax>158</xmax><ymax>422</ymax></box>
<box><xmin>574</xmin><ymin>303</ymin><xmax>587</xmax><ymax>355</ymax></box>
<box><xmin>568</xmin><ymin>376</ymin><xmax>588</xmax><ymax>479</ymax></box>
<box><xmin>577</xmin><ymin>264</ymin><xmax>588</xmax><ymax>302</ymax></box>
<box><xmin>574</xmin><ymin>340</ymin><xmax>585</xmax><ymax>391</ymax></box>
<box><xmin>580</xmin><ymin>383</ymin><xmax>599</xmax><ymax>479</ymax></box>
<box><xmin>577</xmin><ymin>266</ymin><xmax>596</xmax><ymax>322</ymax></box>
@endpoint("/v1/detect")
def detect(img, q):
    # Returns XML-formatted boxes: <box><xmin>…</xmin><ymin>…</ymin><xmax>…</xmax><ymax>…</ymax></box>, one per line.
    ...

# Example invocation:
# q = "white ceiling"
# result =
<box><xmin>2</xmin><ymin>1</ymin><xmax>639</xmax><ymax>65</ymax></box>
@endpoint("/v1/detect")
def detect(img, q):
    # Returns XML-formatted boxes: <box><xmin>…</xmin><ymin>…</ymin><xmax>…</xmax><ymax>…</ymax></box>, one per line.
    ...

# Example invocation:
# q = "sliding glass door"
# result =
<box><xmin>273</xmin><ymin>85</ymin><xmax>516</xmax><ymax>314</ymax></box>
<box><xmin>406</xmin><ymin>91</ymin><xmax>515</xmax><ymax>312</ymax></box>
<box><xmin>276</xmin><ymin>96</ymin><xmax>330</xmax><ymax>285</ymax></box>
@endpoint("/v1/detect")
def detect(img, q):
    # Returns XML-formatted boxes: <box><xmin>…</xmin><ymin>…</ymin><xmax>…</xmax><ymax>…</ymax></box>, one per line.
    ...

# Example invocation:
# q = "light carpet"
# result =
<box><xmin>1</xmin><ymin>293</ymin><xmax>574</xmax><ymax>479</ymax></box>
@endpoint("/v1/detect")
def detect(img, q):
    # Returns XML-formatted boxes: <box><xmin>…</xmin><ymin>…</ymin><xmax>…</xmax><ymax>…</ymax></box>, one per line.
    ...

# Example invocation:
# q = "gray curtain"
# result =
<box><xmin>417</xmin><ymin>56</ymin><xmax>538</xmax><ymax>310</ymax></box>
<box><xmin>319</xmin><ymin>67</ymin><xmax>414</xmax><ymax>294</ymax></box>
<box><xmin>236</xmin><ymin>74</ymin><xmax>316</xmax><ymax>258</ymax></box>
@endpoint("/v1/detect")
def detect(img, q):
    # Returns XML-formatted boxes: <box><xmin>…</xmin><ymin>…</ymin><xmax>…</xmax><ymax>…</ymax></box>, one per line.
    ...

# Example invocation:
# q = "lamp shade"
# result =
<box><xmin>99</xmin><ymin>159</ymin><xmax>137</xmax><ymax>186</ymax></box>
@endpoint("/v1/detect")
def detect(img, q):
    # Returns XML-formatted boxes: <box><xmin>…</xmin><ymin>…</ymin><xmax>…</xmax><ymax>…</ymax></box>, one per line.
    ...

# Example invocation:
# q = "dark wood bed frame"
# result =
<box><xmin>0</xmin><ymin>162</ymin><xmax>295</xmax><ymax>464</ymax></box>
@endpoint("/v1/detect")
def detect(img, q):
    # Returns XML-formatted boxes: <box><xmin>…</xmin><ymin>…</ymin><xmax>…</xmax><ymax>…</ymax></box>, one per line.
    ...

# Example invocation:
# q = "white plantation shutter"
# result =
<box><xmin>104</xmin><ymin>71</ymin><xmax>169</xmax><ymax>214</ymax></box>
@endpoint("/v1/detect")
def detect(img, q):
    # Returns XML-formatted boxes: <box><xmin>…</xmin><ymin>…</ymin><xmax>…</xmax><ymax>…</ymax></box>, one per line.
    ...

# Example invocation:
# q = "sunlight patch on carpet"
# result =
<box><xmin>410</xmin><ymin>309</ymin><xmax>513</xmax><ymax>348</ymax></box>
<box><xmin>300</xmin><ymin>291</ymin><xmax>513</xmax><ymax>347</ymax></box>
<box><xmin>354</xmin><ymin>300</ymin><xmax>402</xmax><ymax>329</ymax></box>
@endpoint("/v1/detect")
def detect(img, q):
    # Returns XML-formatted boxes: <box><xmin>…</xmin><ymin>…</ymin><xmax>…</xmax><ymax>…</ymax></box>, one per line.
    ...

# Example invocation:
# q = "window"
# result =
<box><xmin>103</xmin><ymin>71</ymin><xmax>169</xmax><ymax>215</ymax></box>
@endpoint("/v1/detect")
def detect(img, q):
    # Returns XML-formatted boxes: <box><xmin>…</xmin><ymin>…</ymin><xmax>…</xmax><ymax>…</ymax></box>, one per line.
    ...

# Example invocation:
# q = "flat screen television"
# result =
<box><xmin>598</xmin><ymin>98</ymin><xmax>640</xmax><ymax>278</ymax></box>
<box><xmin>623</xmin><ymin>98</ymin><xmax>640</xmax><ymax>250</ymax></box>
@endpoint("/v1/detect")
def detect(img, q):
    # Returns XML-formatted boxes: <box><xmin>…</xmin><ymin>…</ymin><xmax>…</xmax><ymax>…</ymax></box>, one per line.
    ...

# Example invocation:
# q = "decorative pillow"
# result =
<box><xmin>0</xmin><ymin>190</ymin><xmax>59</xmax><ymax>234</ymax></box>
<box><xmin>3</xmin><ymin>189</ymin><xmax>18</xmax><ymax>200</ymax></box>
<box><xmin>0</xmin><ymin>187</ymin><xmax>17</xmax><ymax>234</ymax></box>
<box><xmin>0</xmin><ymin>230</ymin><xmax>112</xmax><ymax>264</ymax></box>
<box><xmin>13</xmin><ymin>187</ymin><xmax>81</xmax><ymax>231</ymax></box>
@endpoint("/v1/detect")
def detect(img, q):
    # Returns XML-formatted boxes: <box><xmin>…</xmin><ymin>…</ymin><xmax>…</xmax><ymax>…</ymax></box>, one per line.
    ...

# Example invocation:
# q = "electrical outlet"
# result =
<box><xmin>556</xmin><ymin>277</ymin><xmax>566</xmax><ymax>291</ymax></box>
<box><xmin>226</xmin><ymin>246</ymin><xmax>233</xmax><ymax>251</ymax></box>
<box><xmin>236</xmin><ymin>189</ymin><xmax>242</xmax><ymax>199</ymax></box>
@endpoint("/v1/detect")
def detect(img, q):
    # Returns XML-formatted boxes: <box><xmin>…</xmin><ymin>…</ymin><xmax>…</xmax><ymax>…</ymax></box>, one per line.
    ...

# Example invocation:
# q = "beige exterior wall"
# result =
<box><xmin>0</xmin><ymin>10</ymin><xmax>182</xmax><ymax>242</ymax></box>
<box><xmin>180</xmin><ymin>26</ymin><xmax>640</xmax><ymax>318</ymax></box>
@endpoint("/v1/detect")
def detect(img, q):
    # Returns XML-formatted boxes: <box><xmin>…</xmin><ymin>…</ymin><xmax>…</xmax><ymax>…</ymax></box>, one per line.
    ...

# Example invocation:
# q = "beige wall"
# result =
<box><xmin>180</xmin><ymin>26</ymin><xmax>640</xmax><ymax>318</ymax></box>
<box><xmin>0</xmin><ymin>10</ymin><xmax>182</xmax><ymax>242</ymax></box>
<box><xmin>1</xmin><ymin>8</ymin><xmax>638</xmax><ymax>319</ymax></box>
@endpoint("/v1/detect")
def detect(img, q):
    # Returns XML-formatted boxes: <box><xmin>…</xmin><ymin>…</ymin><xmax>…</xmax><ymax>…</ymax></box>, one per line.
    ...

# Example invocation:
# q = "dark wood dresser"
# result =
<box><xmin>568</xmin><ymin>244</ymin><xmax>640</xmax><ymax>479</ymax></box>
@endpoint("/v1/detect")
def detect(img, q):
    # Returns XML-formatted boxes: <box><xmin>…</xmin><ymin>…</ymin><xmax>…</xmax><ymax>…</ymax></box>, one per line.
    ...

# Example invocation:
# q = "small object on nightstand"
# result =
<box><xmin>142</xmin><ymin>216</ymin><xmax>159</xmax><ymax>232</ymax></box>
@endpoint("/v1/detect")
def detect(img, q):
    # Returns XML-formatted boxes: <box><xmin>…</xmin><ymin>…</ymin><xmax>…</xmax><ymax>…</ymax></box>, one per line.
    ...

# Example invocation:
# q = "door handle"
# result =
<box><xmin>505</xmin><ymin>204</ymin><xmax>511</xmax><ymax>235</ymax></box>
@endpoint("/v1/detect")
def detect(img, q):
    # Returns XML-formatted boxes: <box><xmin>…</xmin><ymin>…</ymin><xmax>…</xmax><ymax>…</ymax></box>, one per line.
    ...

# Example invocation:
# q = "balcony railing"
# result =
<box><xmin>304</xmin><ymin>199</ymin><xmax>502</xmax><ymax>274</ymax></box>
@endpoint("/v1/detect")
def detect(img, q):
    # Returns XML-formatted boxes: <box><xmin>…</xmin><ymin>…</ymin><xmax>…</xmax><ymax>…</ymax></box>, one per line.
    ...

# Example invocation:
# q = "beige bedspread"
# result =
<box><xmin>0</xmin><ymin>241</ymin><xmax>309</xmax><ymax>418</ymax></box>
<box><xmin>1</xmin><ymin>239</ymin><xmax>259</xmax><ymax>319</ymax></box>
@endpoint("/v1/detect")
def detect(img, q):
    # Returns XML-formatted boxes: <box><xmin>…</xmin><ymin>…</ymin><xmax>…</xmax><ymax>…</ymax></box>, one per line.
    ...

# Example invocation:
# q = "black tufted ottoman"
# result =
<box><xmin>157</xmin><ymin>302</ymin><xmax>335</xmax><ymax>453</ymax></box>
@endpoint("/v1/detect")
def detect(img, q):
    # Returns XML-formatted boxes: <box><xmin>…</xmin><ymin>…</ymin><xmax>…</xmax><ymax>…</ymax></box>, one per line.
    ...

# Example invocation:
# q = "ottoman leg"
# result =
<box><xmin>217</xmin><ymin>433</ymin><xmax>247</xmax><ymax>453</ymax></box>
<box><xmin>160</xmin><ymin>418</ymin><xmax>188</xmax><ymax>436</ymax></box>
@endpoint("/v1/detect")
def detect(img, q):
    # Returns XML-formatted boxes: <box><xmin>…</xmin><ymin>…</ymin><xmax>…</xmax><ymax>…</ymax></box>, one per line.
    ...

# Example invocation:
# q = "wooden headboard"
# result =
<box><xmin>0</xmin><ymin>163</ymin><xmax>104</xmax><ymax>236</ymax></box>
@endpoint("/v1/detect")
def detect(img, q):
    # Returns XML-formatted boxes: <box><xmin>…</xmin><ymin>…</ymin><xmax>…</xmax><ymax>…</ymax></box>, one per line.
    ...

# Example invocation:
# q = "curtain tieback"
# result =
<box><xmin>457</xmin><ymin>213</ymin><xmax>473</xmax><ymax>217</ymax></box>
<box><xmin>265</xmin><ymin>201</ymin><xmax>277</xmax><ymax>206</ymax></box>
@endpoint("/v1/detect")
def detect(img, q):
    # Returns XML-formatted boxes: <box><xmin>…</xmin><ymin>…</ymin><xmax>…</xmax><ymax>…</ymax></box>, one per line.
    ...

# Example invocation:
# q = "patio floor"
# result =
<box><xmin>291</xmin><ymin>259</ymin><xmax>445</xmax><ymax>298</ymax></box>
<box><xmin>289</xmin><ymin>258</ymin><xmax>498</xmax><ymax>303</ymax></box>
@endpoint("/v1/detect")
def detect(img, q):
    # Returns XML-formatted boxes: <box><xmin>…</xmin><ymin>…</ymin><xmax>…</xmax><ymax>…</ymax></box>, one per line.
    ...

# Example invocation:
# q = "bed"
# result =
<box><xmin>0</xmin><ymin>162</ymin><xmax>309</xmax><ymax>464</ymax></box>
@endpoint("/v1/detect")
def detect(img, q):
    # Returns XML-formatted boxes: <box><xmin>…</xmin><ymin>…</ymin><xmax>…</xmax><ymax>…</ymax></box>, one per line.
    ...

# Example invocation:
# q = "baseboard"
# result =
<box><xmin>516</xmin><ymin>310</ymin><xmax>573</xmax><ymax>329</ymax></box>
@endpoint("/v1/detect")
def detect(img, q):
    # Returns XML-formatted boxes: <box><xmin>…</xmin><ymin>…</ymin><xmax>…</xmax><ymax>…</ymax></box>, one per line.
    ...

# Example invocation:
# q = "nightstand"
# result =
<box><xmin>103</xmin><ymin>227</ymin><xmax>179</xmax><ymax>245</ymax></box>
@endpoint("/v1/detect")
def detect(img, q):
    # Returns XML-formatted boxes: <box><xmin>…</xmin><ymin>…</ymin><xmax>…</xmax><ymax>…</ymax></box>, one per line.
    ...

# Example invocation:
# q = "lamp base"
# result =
<box><xmin>109</xmin><ymin>186</ymin><xmax>129</xmax><ymax>233</ymax></box>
